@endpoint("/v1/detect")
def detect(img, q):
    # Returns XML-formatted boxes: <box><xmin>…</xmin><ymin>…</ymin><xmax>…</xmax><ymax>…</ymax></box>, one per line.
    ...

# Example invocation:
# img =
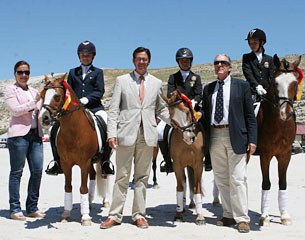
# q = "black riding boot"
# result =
<box><xmin>101</xmin><ymin>142</ymin><xmax>115</xmax><ymax>175</ymax></box>
<box><xmin>159</xmin><ymin>140</ymin><xmax>173</xmax><ymax>174</ymax></box>
<box><xmin>204</xmin><ymin>150</ymin><xmax>212</xmax><ymax>172</ymax></box>
<box><xmin>45</xmin><ymin>122</ymin><xmax>63</xmax><ymax>175</ymax></box>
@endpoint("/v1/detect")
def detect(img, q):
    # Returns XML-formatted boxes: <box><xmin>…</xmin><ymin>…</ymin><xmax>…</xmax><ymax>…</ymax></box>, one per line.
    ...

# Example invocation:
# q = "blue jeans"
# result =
<box><xmin>8</xmin><ymin>131</ymin><xmax>43</xmax><ymax>214</ymax></box>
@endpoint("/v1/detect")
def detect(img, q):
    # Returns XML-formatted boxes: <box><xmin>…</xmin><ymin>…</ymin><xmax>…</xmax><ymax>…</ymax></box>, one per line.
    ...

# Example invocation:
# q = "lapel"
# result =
<box><xmin>129</xmin><ymin>72</ymin><xmax>141</xmax><ymax>104</ymax></box>
<box><xmin>229</xmin><ymin>78</ymin><xmax>237</xmax><ymax>112</ymax></box>
<box><xmin>83</xmin><ymin>65</ymin><xmax>95</xmax><ymax>82</ymax></box>
<box><xmin>208</xmin><ymin>81</ymin><xmax>217</xmax><ymax>115</ymax></box>
<box><xmin>75</xmin><ymin>66</ymin><xmax>84</xmax><ymax>82</ymax></box>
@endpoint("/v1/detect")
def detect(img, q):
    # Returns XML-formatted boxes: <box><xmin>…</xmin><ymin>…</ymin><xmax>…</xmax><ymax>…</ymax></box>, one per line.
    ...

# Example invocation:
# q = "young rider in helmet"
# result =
<box><xmin>242</xmin><ymin>28</ymin><xmax>275</xmax><ymax>99</ymax></box>
<box><xmin>158</xmin><ymin>48</ymin><xmax>208</xmax><ymax>173</ymax></box>
<box><xmin>46</xmin><ymin>41</ymin><xmax>112</xmax><ymax>170</ymax></box>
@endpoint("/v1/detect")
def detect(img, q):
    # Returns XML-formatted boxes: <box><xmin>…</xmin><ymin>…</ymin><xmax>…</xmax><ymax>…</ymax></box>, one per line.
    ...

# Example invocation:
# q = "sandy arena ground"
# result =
<box><xmin>0</xmin><ymin>143</ymin><xmax>304</xmax><ymax>240</ymax></box>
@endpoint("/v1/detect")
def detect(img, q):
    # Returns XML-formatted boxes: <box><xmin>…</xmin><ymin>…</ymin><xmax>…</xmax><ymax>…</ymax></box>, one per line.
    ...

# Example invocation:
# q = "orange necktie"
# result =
<box><xmin>139</xmin><ymin>75</ymin><xmax>145</xmax><ymax>103</ymax></box>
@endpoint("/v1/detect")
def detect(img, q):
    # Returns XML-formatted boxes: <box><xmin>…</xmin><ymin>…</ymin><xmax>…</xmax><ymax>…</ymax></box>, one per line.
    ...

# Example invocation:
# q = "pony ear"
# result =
<box><xmin>273</xmin><ymin>54</ymin><xmax>281</xmax><ymax>68</ymax></box>
<box><xmin>291</xmin><ymin>55</ymin><xmax>301</xmax><ymax>69</ymax></box>
<box><xmin>58</xmin><ymin>73</ymin><xmax>68</xmax><ymax>84</ymax></box>
<box><xmin>44</xmin><ymin>75</ymin><xmax>49</xmax><ymax>83</ymax></box>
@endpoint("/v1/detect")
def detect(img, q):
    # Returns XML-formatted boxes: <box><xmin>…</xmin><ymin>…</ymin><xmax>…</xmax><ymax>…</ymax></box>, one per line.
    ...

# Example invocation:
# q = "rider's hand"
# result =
<box><xmin>80</xmin><ymin>97</ymin><xmax>89</xmax><ymax>105</ymax></box>
<box><xmin>256</xmin><ymin>85</ymin><xmax>267</xmax><ymax>96</ymax></box>
<box><xmin>108</xmin><ymin>137</ymin><xmax>118</xmax><ymax>149</ymax></box>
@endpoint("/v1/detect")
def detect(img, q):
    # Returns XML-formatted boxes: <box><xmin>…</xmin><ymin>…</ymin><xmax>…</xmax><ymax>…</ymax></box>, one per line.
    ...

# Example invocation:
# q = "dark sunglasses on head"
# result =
<box><xmin>16</xmin><ymin>70</ymin><xmax>30</xmax><ymax>76</ymax></box>
<box><xmin>214</xmin><ymin>60</ymin><xmax>230</xmax><ymax>66</ymax></box>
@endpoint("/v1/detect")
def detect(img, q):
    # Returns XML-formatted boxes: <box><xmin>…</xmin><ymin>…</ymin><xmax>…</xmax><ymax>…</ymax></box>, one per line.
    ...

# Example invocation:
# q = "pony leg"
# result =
<box><xmin>80</xmin><ymin>193</ymin><xmax>92</xmax><ymax>226</ymax></box>
<box><xmin>187</xmin><ymin>167</ymin><xmax>195</xmax><ymax>209</ymax></box>
<box><xmin>182</xmin><ymin>179</ymin><xmax>187</xmax><ymax>209</ymax></box>
<box><xmin>279</xmin><ymin>190</ymin><xmax>291</xmax><ymax>225</ymax></box>
<box><xmin>175</xmin><ymin>191</ymin><xmax>184</xmax><ymax>222</ymax></box>
<box><xmin>62</xmin><ymin>192</ymin><xmax>73</xmax><ymax>222</ymax></box>
<box><xmin>194</xmin><ymin>193</ymin><xmax>205</xmax><ymax>225</ymax></box>
<box><xmin>259</xmin><ymin>189</ymin><xmax>271</xmax><ymax>226</ymax></box>
<box><xmin>212</xmin><ymin>180</ymin><xmax>220</xmax><ymax>206</ymax></box>
<box><xmin>101</xmin><ymin>176</ymin><xmax>111</xmax><ymax>208</ymax></box>
<box><xmin>89</xmin><ymin>180</ymin><xmax>96</xmax><ymax>206</ymax></box>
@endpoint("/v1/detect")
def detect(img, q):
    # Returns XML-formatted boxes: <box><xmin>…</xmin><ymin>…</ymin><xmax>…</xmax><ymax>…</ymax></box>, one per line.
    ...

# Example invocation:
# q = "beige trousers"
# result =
<box><xmin>108</xmin><ymin>127</ymin><xmax>153</xmax><ymax>223</ymax></box>
<box><xmin>210</xmin><ymin>127</ymin><xmax>250</xmax><ymax>223</ymax></box>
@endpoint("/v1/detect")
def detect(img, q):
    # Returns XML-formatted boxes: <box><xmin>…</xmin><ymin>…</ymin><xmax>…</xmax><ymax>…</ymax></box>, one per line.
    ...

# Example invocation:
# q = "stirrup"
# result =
<box><xmin>160</xmin><ymin>160</ymin><xmax>174</xmax><ymax>174</ymax></box>
<box><xmin>45</xmin><ymin>160</ymin><xmax>63</xmax><ymax>175</ymax></box>
<box><xmin>101</xmin><ymin>160</ymin><xmax>115</xmax><ymax>175</ymax></box>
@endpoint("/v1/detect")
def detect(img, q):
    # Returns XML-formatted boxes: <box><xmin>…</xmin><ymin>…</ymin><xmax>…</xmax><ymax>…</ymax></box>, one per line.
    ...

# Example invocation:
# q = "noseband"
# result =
<box><xmin>42</xmin><ymin>84</ymin><xmax>81</xmax><ymax>122</ymax></box>
<box><xmin>168</xmin><ymin>95</ymin><xmax>196</xmax><ymax>133</ymax></box>
<box><xmin>261</xmin><ymin>63</ymin><xmax>297</xmax><ymax>120</ymax></box>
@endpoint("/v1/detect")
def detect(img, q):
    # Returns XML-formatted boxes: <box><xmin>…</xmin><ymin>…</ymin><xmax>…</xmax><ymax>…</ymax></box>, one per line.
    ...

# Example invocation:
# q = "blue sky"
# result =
<box><xmin>1</xmin><ymin>0</ymin><xmax>304</xmax><ymax>80</ymax></box>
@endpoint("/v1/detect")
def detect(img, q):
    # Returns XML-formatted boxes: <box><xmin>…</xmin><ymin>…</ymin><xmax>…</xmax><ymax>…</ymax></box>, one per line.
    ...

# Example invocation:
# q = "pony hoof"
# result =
<box><xmin>81</xmin><ymin>219</ymin><xmax>92</xmax><ymax>226</ymax></box>
<box><xmin>212</xmin><ymin>199</ymin><xmax>221</xmax><ymax>207</ymax></box>
<box><xmin>195</xmin><ymin>219</ymin><xmax>206</xmax><ymax>225</ymax></box>
<box><xmin>103</xmin><ymin>201</ymin><xmax>110</xmax><ymax>208</ymax></box>
<box><xmin>259</xmin><ymin>216</ymin><xmax>270</xmax><ymax>226</ymax></box>
<box><xmin>189</xmin><ymin>200</ymin><xmax>195</xmax><ymax>209</ymax></box>
<box><xmin>281</xmin><ymin>218</ymin><xmax>292</xmax><ymax>225</ymax></box>
<box><xmin>153</xmin><ymin>183</ymin><xmax>160</xmax><ymax>189</ymax></box>
<box><xmin>174</xmin><ymin>212</ymin><xmax>184</xmax><ymax>222</ymax></box>
<box><xmin>61</xmin><ymin>218</ymin><xmax>70</xmax><ymax>223</ymax></box>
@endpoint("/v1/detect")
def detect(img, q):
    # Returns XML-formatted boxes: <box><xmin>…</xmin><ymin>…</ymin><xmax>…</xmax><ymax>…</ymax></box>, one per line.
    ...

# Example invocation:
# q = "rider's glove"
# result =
<box><xmin>256</xmin><ymin>85</ymin><xmax>267</xmax><ymax>95</ymax></box>
<box><xmin>79</xmin><ymin>97</ymin><xmax>89</xmax><ymax>105</ymax></box>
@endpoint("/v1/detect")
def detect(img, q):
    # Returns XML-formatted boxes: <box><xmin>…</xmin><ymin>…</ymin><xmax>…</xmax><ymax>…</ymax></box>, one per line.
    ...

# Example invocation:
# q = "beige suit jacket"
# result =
<box><xmin>107</xmin><ymin>71</ymin><xmax>170</xmax><ymax>147</ymax></box>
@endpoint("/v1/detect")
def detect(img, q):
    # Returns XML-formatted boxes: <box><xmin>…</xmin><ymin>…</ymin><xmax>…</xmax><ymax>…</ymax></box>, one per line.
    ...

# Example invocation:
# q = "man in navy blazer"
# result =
<box><xmin>201</xmin><ymin>54</ymin><xmax>257</xmax><ymax>233</ymax></box>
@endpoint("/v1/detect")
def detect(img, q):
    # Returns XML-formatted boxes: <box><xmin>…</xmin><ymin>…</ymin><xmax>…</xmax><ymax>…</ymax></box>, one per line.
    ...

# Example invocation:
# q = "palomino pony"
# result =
<box><xmin>254</xmin><ymin>55</ymin><xmax>302</xmax><ymax>226</ymax></box>
<box><xmin>39</xmin><ymin>74</ymin><xmax>106</xmax><ymax>226</ymax></box>
<box><xmin>163</xmin><ymin>90</ymin><xmax>205</xmax><ymax>225</ymax></box>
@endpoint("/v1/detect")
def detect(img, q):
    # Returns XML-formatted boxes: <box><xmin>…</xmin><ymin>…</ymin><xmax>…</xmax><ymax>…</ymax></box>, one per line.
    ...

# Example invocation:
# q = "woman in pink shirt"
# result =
<box><xmin>5</xmin><ymin>60</ymin><xmax>45</xmax><ymax>221</ymax></box>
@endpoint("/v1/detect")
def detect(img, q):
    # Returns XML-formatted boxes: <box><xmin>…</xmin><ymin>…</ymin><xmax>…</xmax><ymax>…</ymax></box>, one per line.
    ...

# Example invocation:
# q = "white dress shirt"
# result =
<box><xmin>211</xmin><ymin>75</ymin><xmax>231</xmax><ymax>125</ymax></box>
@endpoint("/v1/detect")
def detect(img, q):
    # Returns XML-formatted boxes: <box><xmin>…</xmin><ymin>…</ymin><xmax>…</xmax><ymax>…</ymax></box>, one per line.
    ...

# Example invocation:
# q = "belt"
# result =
<box><xmin>28</xmin><ymin>128</ymin><xmax>38</xmax><ymax>135</ymax></box>
<box><xmin>213</xmin><ymin>124</ymin><xmax>229</xmax><ymax>128</ymax></box>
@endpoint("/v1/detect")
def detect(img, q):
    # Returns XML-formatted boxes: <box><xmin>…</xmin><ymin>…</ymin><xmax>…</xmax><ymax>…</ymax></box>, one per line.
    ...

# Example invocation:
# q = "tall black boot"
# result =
<box><xmin>45</xmin><ymin>122</ymin><xmax>63</xmax><ymax>175</ymax></box>
<box><xmin>101</xmin><ymin>142</ymin><xmax>114</xmax><ymax>175</ymax></box>
<box><xmin>159</xmin><ymin>140</ymin><xmax>173</xmax><ymax>173</ymax></box>
<box><xmin>204</xmin><ymin>149</ymin><xmax>212</xmax><ymax>172</ymax></box>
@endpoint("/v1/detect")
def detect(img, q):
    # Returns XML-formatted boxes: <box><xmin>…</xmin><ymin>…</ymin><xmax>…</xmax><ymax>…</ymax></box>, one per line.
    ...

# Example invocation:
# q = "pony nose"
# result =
<box><xmin>42</xmin><ymin>112</ymin><xmax>51</xmax><ymax>126</ymax></box>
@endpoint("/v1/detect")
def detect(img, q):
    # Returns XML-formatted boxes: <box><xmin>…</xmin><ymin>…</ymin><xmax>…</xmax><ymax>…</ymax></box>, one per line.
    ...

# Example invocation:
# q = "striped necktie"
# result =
<box><xmin>214</xmin><ymin>81</ymin><xmax>224</xmax><ymax>123</ymax></box>
<box><xmin>139</xmin><ymin>75</ymin><xmax>145</xmax><ymax>103</ymax></box>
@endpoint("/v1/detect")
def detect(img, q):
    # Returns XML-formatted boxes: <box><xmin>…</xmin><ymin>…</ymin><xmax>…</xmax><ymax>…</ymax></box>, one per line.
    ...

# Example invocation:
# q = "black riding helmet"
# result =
<box><xmin>176</xmin><ymin>48</ymin><xmax>193</xmax><ymax>63</ymax></box>
<box><xmin>77</xmin><ymin>40</ymin><xmax>96</xmax><ymax>56</ymax></box>
<box><xmin>245</xmin><ymin>28</ymin><xmax>267</xmax><ymax>52</ymax></box>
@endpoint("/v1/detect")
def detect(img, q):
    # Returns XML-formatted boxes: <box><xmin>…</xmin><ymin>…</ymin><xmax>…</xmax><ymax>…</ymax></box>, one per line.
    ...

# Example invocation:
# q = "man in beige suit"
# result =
<box><xmin>100</xmin><ymin>47</ymin><xmax>171</xmax><ymax>229</ymax></box>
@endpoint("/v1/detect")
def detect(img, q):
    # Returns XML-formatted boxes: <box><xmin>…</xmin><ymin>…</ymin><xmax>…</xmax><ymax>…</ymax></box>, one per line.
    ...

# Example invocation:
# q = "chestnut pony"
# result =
<box><xmin>163</xmin><ymin>90</ymin><xmax>205</xmax><ymax>225</ymax></box>
<box><xmin>39</xmin><ymin>74</ymin><xmax>105</xmax><ymax>226</ymax></box>
<box><xmin>253</xmin><ymin>55</ymin><xmax>302</xmax><ymax>226</ymax></box>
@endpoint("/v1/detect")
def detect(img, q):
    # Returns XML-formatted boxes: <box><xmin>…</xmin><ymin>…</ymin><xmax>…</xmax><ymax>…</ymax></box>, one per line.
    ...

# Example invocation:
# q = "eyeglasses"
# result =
<box><xmin>16</xmin><ymin>70</ymin><xmax>30</xmax><ymax>76</ymax></box>
<box><xmin>214</xmin><ymin>60</ymin><xmax>230</xmax><ymax>66</ymax></box>
<box><xmin>134</xmin><ymin>57</ymin><xmax>149</xmax><ymax>63</ymax></box>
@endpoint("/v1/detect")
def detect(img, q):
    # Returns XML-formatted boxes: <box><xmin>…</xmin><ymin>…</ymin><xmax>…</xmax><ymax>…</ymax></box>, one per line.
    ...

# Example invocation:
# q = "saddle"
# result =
<box><xmin>88</xmin><ymin>111</ymin><xmax>115</xmax><ymax>175</ymax></box>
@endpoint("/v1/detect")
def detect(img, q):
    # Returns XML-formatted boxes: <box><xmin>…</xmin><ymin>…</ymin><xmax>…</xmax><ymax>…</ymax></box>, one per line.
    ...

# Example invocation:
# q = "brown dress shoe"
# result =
<box><xmin>100</xmin><ymin>217</ymin><xmax>120</xmax><ymax>229</ymax></box>
<box><xmin>216</xmin><ymin>217</ymin><xmax>236</xmax><ymax>226</ymax></box>
<box><xmin>27</xmin><ymin>211</ymin><xmax>46</xmax><ymax>218</ymax></box>
<box><xmin>10</xmin><ymin>212</ymin><xmax>26</xmax><ymax>221</ymax></box>
<box><xmin>134</xmin><ymin>218</ymin><xmax>149</xmax><ymax>229</ymax></box>
<box><xmin>237</xmin><ymin>221</ymin><xmax>250</xmax><ymax>233</ymax></box>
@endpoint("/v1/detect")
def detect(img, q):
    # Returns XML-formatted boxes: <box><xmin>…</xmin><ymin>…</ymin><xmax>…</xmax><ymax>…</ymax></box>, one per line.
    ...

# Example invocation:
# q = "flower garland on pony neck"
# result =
<box><xmin>62</xmin><ymin>81</ymin><xmax>78</xmax><ymax>110</ymax></box>
<box><xmin>180</xmin><ymin>93</ymin><xmax>200</xmax><ymax>122</ymax></box>
<box><xmin>296</xmin><ymin>67</ymin><xmax>303</xmax><ymax>101</ymax></box>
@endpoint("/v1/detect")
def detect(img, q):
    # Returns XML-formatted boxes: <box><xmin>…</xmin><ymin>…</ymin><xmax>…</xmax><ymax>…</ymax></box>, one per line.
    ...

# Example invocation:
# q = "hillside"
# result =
<box><xmin>1</xmin><ymin>54</ymin><xmax>305</xmax><ymax>134</ymax></box>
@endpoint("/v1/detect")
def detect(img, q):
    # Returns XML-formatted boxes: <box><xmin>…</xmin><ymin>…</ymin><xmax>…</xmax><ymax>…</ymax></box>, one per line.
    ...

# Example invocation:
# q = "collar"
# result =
<box><xmin>134</xmin><ymin>70</ymin><xmax>148</xmax><ymax>81</ymax></box>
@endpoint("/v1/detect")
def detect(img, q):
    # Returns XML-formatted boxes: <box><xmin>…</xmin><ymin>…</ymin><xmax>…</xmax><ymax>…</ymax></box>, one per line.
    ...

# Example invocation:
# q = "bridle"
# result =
<box><xmin>260</xmin><ymin>61</ymin><xmax>297</xmax><ymax>120</ymax></box>
<box><xmin>42</xmin><ymin>83</ymin><xmax>81</xmax><ymax>122</ymax></box>
<box><xmin>167</xmin><ymin>92</ymin><xmax>197</xmax><ymax>133</ymax></box>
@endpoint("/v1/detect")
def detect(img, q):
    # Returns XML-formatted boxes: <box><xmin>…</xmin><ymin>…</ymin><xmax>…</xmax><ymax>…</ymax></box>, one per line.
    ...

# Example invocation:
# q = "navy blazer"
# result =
<box><xmin>67</xmin><ymin>65</ymin><xmax>105</xmax><ymax>113</ymax></box>
<box><xmin>201</xmin><ymin>77</ymin><xmax>257</xmax><ymax>154</ymax></box>
<box><xmin>242</xmin><ymin>51</ymin><xmax>275</xmax><ymax>94</ymax></box>
<box><xmin>167</xmin><ymin>70</ymin><xmax>202</xmax><ymax>103</ymax></box>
